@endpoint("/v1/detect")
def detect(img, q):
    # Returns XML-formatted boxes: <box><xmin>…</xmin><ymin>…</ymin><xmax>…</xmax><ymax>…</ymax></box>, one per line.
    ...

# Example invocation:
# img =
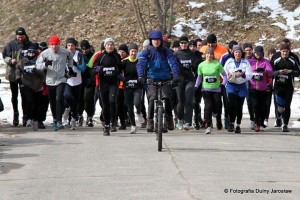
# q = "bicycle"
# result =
<box><xmin>147</xmin><ymin>79</ymin><xmax>173</xmax><ymax>152</ymax></box>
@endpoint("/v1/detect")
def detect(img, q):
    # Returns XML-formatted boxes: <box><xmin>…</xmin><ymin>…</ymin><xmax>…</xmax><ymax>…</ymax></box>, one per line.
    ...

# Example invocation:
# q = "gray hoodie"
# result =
<box><xmin>36</xmin><ymin>47</ymin><xmax>73</xmax><ymax>86</ymax></box>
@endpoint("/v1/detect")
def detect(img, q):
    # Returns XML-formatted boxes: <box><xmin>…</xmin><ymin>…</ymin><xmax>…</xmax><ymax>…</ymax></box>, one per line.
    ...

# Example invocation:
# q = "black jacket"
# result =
<box><xmin>93</xmin><ymin>49</ymin><xmax>122</xmax><ymax>90</ymax></box>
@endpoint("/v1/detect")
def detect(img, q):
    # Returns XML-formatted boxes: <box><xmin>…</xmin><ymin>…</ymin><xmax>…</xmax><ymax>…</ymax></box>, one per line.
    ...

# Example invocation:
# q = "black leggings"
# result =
<box><xmin>116</xmin><ymin>88</ymin><xmax>127</xmax><ymax>125</ymax></box>
<box><xmin>249</xmin><ymin>89</ymin><xmax>267</xmax><ymax>126</ymax></box>
<box><xmin>47</xmin><ymin>83</ymin><xmax>65</xmax><ymax>121</ymax></box>
<box><xmin>100</xmin><ymin>85</ymin><xmax>118</xmax><ymax>126</ymax></box>
<box><xmin>64</xmin><ymin>84</ymin><xmax>81</xmax><ymax>120</ymax></box>
<box><xmin>78</xmin><ymin>86</ymin><xmax>95</xmax><ymax>118</ymax></box>
<box><xmin>202</xmin><ymin>91</ymin><xmax>222</xmax><ymax>126</ymax></box>
<box><xmin>228</xmin><ymin>93</ymin><xmax>245</xmax><ymax>125</ymax></box>
<box><xmin>124</xmin><ymin>88</ymin><xmax>142</xmax><ymax>126</ymax></box>
<box><xmin>193</xmin><ymin>85</ymin><xmax>203</xmax><ymax>123</ymax></box>
<box><xmin>265</xmin><ymin>90</ymin><xmax>272</xmax><ymax>120</ymax></box>
<box><xmin>274</xmin><ymin>88</ymin><xmax>294</xmax><ymax>125</ymax></box>
<box><xmin>176</xmin><ymin>81</ymin><xmax>194</xmax><ymax>124</ymax></box>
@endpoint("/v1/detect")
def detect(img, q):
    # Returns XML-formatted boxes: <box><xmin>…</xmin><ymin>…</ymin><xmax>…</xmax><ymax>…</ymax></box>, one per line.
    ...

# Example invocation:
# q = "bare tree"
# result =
<box><xmin>133</xmin><ymin>0</ymin><xmax>175</xmax><ymax>39</ymax></box>
<box><xmin>132</xmin><ymin>0</ymin><xmax>148</xmax><ymax>39</ymax></box>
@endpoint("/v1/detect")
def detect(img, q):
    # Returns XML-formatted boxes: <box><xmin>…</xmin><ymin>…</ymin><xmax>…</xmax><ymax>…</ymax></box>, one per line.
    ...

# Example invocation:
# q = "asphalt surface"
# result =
<box><xmin>0</xmin><ymin>118</ymin><xmax>299</xmax><ymax>200</ymax></box>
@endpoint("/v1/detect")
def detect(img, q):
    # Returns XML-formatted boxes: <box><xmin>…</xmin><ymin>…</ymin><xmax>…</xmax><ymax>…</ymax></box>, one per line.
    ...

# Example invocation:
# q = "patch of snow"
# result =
<box><xmin>215</xmin><ymin>11</ymin><xmax>235</xmax><ymax>21</ymax></box>
<box><xmin>188</xmin><ymin>2</ymin><xmax>205</xmax><ymax>9</ymax></box>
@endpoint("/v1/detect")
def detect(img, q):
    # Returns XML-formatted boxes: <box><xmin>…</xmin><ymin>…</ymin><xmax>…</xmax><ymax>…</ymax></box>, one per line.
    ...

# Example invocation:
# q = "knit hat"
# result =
<box><xmin>232</xmin><ymin>45</ymin><xmax>242</xmax><ymax>52</ymax></box>
<box><xmin>66</xmin><ymin>37</ymin><xmax>78</xmax><ymax>46</ymax></box>
<box><xmin>118</xmin><ymin>44</ymin><xmax>129</xmax><ymax>54</ymax></box>
<box><xmin>172</xmin><ymin>40</ymin><xmax>180</xmax><ymax>48</ymax></box>
<box><xmin>143</xmin><ymin>39</ymin><xmax>150</xmax><ymax>48</ymax></box>
<box><xmin>100</xmin><ymin>42</ymin><xmax>105</xmax><ymax>50</ymax></box>
<box><xmin>254</xmin><ymin>46</ymin><xmax>264</xmax><ymax>56</ymax></box>
<box><xmin>48</xmin><ymin>35</ymin><xmax>61</xmax><ymax>45</ymax></box>
<box><xmin>205</xmin><ymin>47</ymin><xmax>214</xmax><ymax>54</ymax></box>
<box><xmin>128</xmin><ymin>44</ymin><xmax>138</xmax><ymax>52</ymax></box>
<box><xmin>179</xmin><ymin>36</ymin><xmax>189</xmax><ymax>42</ymax></box>
<box><xmin>207</xmin><ymin>34</ymin><xmax>217</xmax><ymax>43</ymax></box>
<box><xmin>189</xmin><ymin>40</ymin><xmax>196</xmax><ymax>46</ymax></box>
<box><xmin>27</xmin><ymin>45</ymin><xmax>37</xmax><ymax>54</ymax></box>
<box><xmin>242</xmin><ymin>43</ymin><xmax>253</xmax><ymax>50</ymax></box>
<box><xmin>228</xmin><ymin>40</ymin><xmax>238</xmax><ymax>50</ymax></box>
<box><xmin>39</xmin><ymin>42</ymin><xmax>48</xmax><ymax>51</ymax></box>
<box><xmin>280</xmin><ymin>43</ymin><xmax>290</xmax><ymax>50</ymax></box>
<box><xmin>104</xmin><ymin>38</ymin><xmax>115</xmax><ymax>47</ymax></box>
<box><xmin>16</xmin><ymin>27</ymin><xmax>26</xmax><ymax>35</ymax></box>
<box><xmin>80</xmin><ymin>39</ymin><xmax>91</xmax><ymax>49</ymax></box>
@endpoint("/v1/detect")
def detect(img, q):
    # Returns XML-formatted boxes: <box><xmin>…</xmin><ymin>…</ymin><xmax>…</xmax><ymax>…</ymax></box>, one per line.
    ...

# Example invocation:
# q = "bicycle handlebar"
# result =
<box><xmin>147</xmin><ymin>79</ymin><xmax>174</xmax><ymax>86</ymax></box>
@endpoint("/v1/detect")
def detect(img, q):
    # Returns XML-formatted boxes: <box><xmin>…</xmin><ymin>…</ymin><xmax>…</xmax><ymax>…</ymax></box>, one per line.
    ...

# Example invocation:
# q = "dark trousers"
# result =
<box><xmin>22</xmin><ymin>87</ymin><xmax>43</xmax><ymax>121</ymax></box>
<box><xmin>275</xmin><ymin>88</ymin><xmax>294</xmax><ymax>125</ymax></box>
<box><xmin>193</xmin><ymin>86</ymin><xmax>203</xmax><ymax>124</ymax></box>
<box><xmin>64</xmin><ymin>84</ymin><xmax>81</xmax><ymax>120</ymax></box>
<box><xmin>140</xmin><ymin>89</ymin><xmax>147</xmax><ymax>120</ymax></box>
<box><xmin>249</xmin><ymin>89</ymin><xmax>267</xmax><ymax>126</ymax></box>
<box><xmin>175</xmin><ymin>81</ymin><xmax>194</xmax><ymax>124</ymax></box>
<box><xmin>265</xmin><ymin>90</ymin><xmax>272</xmax><ymax>120</ymax></box>
<box><xmin>47</xmin><ymin>83</ymin><xmax>65</xmax><ymax>121</ymax></box>
<box><xmin>78</xmin><ymin>86</ymin><xmax>95</xmax><ymax>118</ymax></box>
<box><xmin>100</xmin><ymin>85</ymin><xmax>118</xmax><ymax>126</ymax></box>
<box><xmin>221</xmin><ymin>84</ymin><xmax>229</xmax><ymax>118</ymax></box>
<box><xmin>39</xmin><ymin>94</ymin><xmax>49</xmax><ymax>122</ymax></box>
<box><xmin>10</xmin><ymin>81</ymin><xmax>26</xmax><ymax>116</ymax></box>
<box><xmin>147</xmin><ymin>84</ymin><xmax>172</xmax><ymax>119</ymax></box>
<box><xmin>116</xmin><ymin>88</ymin><xmax>127</xmax><ymax>125</ymax></box>
<box><xmin>202</xmin><ymin>91</ymin><xmax>222</xmax><ymax>126</ymax></box>
<box><xmin>228</xmin><ymin>93</ymin><xmax>245</xmax><ymax>125</ymax></box>
<box><xmin>124</xmin><ymin>88</ymin><xmax>142</xmax><ymax>126</ymax></box>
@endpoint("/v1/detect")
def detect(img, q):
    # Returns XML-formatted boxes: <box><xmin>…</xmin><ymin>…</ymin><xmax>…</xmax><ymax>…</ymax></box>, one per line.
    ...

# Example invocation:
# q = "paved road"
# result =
<box><xmin>0</xmin><ymin>118</ymin><xmax>299</xmax><ymax>200</ymax></box>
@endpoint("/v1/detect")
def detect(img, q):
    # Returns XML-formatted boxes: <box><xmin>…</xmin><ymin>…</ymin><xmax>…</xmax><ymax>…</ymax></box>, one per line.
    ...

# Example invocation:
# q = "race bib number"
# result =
<box><xmin>180</xmin><ymin>59</ymin><xmax>192</xmax><ymax>69</ymax></box>
<box><xmin>125</xmin><ymin>80</ymin><xmax>138</xmax><ymax>89</ymax></box>
<box><xmin>103</xmin><ymin>67</ymin><xmax>116</xmax><ymax>76</ymax></box>
<box><xmin>278</xmin><ymin>74</ymin><xmax>289</xmax><ymax>83</ymax></box>
<box><xmin>24</xmin><ymin>65</ymin><xmax>35</xmax><ymax>73</ymax></box>
<box><xmin>205</xmin><ymin>76</ymin><xmax>217</xmax><ymax>83</ymax></box>
<box><xmin>252</xmin><ymin>72</ymin><xmax>263</xmax><ymax>81</ymax></box>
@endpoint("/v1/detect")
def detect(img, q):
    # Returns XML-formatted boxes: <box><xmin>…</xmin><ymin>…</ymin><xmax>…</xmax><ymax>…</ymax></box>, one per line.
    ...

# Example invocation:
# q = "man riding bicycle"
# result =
<box><xmin>137</xmin><ymin>30</ymin><xmax>181</xmax><ymax>132</ymax></box>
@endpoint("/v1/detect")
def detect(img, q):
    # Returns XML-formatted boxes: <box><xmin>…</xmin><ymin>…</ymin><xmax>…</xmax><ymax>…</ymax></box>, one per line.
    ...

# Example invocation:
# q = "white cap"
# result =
<box><xmin>104</xmin><ymin>38</ymin><xmax>115</xmax><ymax>47</ymax></box>
<box><xmin>143</xmin><ymin>39</ymin><xmax>150</xmax><ymax>47</ymax></box>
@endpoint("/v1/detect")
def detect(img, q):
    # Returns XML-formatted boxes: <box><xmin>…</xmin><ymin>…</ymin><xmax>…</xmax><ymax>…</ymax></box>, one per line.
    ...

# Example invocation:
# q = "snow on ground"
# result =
<box><xmin>174</xmin><ymin>0</ymin><xmax>300</xmax><ymax>42</ymax></box>
<box><xmin>250</xmin><ymin>0</ymin><xmax>300</xmax><ymax>40</ymax></box>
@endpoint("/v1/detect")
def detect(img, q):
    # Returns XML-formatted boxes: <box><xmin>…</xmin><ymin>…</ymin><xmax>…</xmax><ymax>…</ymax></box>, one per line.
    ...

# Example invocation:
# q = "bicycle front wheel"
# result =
<box><xmin>157</xmin><ymin>107</ymin><xmax>163</xmax><ymax>152</ymax></box>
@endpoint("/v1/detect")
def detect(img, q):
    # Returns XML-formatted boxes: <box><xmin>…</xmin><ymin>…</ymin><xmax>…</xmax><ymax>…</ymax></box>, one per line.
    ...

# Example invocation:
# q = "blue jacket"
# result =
<box><xmin>137</xmin><ymin>30</ymin><xmax>179</xmax><ymax>80</ymax></box>
<box><xmin>137</xmin><ymin>46</ymin><xmax>179</xmax><ymax>80</ymax></box>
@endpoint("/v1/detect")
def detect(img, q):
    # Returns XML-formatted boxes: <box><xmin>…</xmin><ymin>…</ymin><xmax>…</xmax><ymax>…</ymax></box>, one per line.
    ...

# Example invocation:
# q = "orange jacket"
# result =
<box><xmin>200</xmin><ymin>44</ymin><xmax>228</xmax><ymax>61</ymax></box>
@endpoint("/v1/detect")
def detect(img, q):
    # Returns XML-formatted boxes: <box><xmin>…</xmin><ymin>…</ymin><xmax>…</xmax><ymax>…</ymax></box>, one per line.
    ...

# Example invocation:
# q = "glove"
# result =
<box><xmin>94</xmin><ymin>66</ymin><xmax>102</xmax><ymax>73</ymax></box>
<box><xmin>173</xmin><ymin>76</ymin><xmax>183</xmax><ymax>84</ymax></box>
<box><xmin>45</xmin><ymin>59</ymin><xmax>53</xmax><ymax>67</ymax></box>
<box><xmin>118</xmin><ymin>74</ymin><xmax>125</xmax><ymax>81</ymax></box>
<box><xmin>138</xmin><ymin>77</ymin><xmax>145</xmax><ymax>85</ymax></box>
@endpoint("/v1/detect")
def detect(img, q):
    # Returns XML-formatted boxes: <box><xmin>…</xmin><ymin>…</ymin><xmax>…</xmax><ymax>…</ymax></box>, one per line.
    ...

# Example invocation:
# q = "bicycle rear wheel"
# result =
<box><xmin>157</xmin><ymin>107</ymin><xmax>163</xmax><ymax>151</ymax></box>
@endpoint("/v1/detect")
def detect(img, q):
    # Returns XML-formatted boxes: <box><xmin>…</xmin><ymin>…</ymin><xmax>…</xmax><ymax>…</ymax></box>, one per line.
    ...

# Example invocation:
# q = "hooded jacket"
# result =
<box><xmin>137</xmin><ymin>30</ymin><xmax>179</xmax><ymax>80</ymax></box>
<box><xmin>248</xmin><ymin>57</ymin><xmax>273</xmax><ymax>91</ymax></box>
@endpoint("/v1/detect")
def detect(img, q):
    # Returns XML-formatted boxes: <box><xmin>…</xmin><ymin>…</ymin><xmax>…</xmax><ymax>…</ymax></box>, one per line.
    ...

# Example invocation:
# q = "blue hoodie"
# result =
<box><xmin>136</xmin><ymin>30</ymin><xmax>179</xmax><ymax>80</ymax></box>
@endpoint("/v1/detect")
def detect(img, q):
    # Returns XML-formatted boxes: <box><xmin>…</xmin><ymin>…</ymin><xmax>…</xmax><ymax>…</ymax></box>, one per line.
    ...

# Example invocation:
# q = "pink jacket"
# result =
<box><xmin>248</xmin><ymin>57</ymin><xmax>273</xmax><ymax>91</ymax></box>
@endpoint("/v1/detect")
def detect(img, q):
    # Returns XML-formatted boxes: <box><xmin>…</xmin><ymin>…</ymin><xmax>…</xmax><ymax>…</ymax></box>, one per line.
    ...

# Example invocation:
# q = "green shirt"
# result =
<box><xmin>198</xmin><ymin>60</ymin><xmax>224</xmax><ymax>89</ymax></box>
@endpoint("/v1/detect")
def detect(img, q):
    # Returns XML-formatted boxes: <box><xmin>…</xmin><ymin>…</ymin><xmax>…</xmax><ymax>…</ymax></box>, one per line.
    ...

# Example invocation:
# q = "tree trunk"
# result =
<box><xmin>167</xmin><ymin>0</ymin><xmax>174</xmax><ymax>37</ymax></box>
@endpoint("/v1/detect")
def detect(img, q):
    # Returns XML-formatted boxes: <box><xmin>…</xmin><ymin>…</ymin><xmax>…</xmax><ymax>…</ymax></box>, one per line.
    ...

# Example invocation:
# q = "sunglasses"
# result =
<box><xmin>180</xmin><ymin>42</ymin><xmax>187</xmax><ymax>44</ymax></box>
